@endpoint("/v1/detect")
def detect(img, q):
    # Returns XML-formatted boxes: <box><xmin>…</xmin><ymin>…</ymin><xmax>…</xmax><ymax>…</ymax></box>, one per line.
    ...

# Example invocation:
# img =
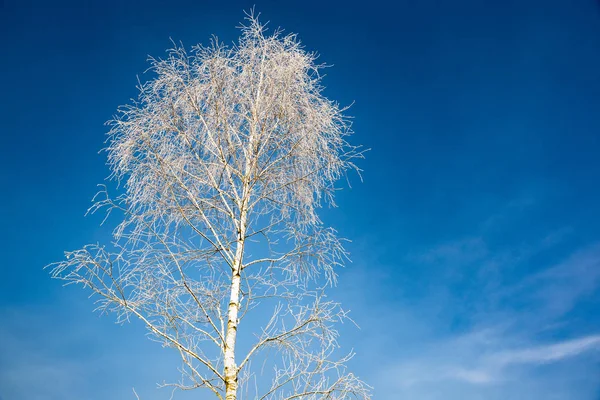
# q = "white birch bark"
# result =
<box><xmin>224</xmin><ymin>243</ymin><xmax>243</xmax><ymax>399</ymax></box>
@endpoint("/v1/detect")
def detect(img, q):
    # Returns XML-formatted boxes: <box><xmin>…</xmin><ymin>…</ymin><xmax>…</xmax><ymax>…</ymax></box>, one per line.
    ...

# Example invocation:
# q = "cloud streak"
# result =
<box><xmin>491</xmin><ymin>334</ymin><xmax>600</xmax><ymax>367</ymax></box>
<box><xmin>385</xmin><ymin>332</ymin><xmax>600</xmax><ymax>391</ymax></box>
<box><xmin>368</xmin><ymin>233</ymin><xmax>600</xmax><ymax>399</ymax></box>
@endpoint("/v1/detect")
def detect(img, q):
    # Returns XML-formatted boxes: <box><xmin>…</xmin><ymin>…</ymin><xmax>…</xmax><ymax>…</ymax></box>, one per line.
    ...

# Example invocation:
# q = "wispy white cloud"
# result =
<box><xmin>527</xmin><ymin>244</ymin><xmax>600</xmax><ymax>318</ymax></box>
<box><xmin>0</xmin><ymin>298</ymin><xmax>189</xmax><ymax>400</ymax></box>
<box><xmin>411</xmin><ymin>237</ymin><xmax>488</xmax><ymax>265</ymax></box>
<box><xmin>446</xmin><ymin>367</ymin><xmax>494</xmax><ymax>384</ymax></box>
<box><xmin>384</xmin><ymin>332</ymin><xmax>600</xmax><ymax>390</ymax></box>
<box><xmin>365</xmin><ymin>231</ymin><xmax>600</xmax><ymax>399</ymax></box>
<box><xmin>491</xmin><ymin>335</ymin><xmax>600</xmax><ymax>366</ymax></box>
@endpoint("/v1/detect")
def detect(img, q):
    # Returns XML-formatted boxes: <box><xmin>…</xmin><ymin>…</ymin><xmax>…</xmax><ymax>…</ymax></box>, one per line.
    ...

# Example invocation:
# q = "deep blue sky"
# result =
<box><xmin>2</xmin><ymin>0</ymin><xmax>600</xmax><ymax>398</ymax></box>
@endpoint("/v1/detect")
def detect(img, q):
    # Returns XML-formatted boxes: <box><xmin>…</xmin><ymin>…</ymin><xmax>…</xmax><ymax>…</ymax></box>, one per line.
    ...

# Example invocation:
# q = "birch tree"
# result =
<box><xmin>50</xmin><ymin>13</ymin><xmax>370</xmax><ymax>400</ymax></box>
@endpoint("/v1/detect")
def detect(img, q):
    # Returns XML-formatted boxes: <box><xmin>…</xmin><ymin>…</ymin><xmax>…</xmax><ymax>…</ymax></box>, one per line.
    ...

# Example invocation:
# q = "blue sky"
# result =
<box><xmin>2</xmin><ymin>0</ymin><xmax>600</xmax><ymax>398</ymax></box>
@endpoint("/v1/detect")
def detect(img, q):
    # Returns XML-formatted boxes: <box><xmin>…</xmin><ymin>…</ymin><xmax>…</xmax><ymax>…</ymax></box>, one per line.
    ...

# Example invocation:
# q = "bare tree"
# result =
<box><xmin>50</xmin><ymin>12</ymin><xmax>370</xmax><ymax>400</ymax></box>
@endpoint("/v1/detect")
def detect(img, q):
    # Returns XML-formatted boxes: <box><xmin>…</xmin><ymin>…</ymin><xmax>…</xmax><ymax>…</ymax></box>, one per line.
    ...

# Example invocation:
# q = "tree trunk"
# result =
<box><xmin>224</xmin><ymin>96</ymin><xmax>259</xmax><ymax>399</ymax></box>
<box><xmin>224</xmin><ymin>208</ymin><xmax>247</xmax><ymax>400</ymax></box>
<box><xmin>224</xmin><ymin>267</ymin><xmax>241</xmax><ymax>400</ymax></box>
